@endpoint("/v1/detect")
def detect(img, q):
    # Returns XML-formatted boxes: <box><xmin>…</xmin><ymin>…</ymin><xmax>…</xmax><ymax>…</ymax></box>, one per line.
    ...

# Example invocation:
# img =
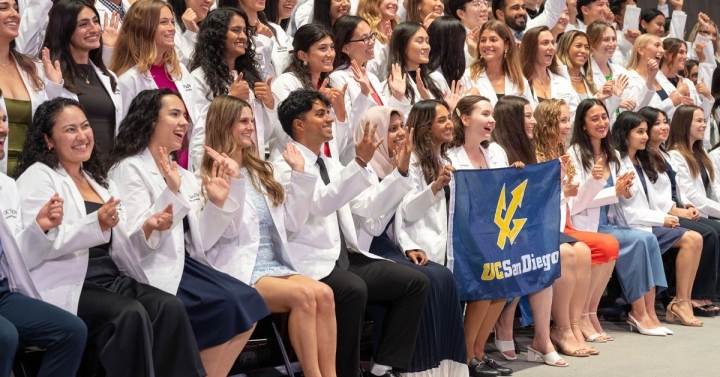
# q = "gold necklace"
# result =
<box><xmin>78</xmin><ymin>67</ymin><xmax>90</xmax><ymax>84</ymax></box>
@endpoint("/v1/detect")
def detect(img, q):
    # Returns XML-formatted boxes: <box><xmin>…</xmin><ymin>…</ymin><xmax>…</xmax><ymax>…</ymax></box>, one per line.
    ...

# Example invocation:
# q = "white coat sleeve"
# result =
<box><xmin>670</xmin><ymin>151</ymin><xmax>720</xmax><ymax>218</ymax></box>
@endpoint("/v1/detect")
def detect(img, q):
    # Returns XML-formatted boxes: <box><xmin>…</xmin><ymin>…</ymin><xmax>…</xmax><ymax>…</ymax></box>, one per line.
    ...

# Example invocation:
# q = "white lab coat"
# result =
<box><xmin>270</xmin><ymin>72</ymin><xmax>353</xmax><ymax>159</ymax></box>
<box><xmin>205</xmin><ymin>169</ymin><xmax>316</xmax><ymax>284</ymax></box>
<box><xmin>44</xmin><ymin>61</ymin><xmax>123</xmax><ymax>137</ymax></box>
<box><xmin>649</xmin><ymin>151</ymin><xmax>679</xmax><ymax>213</ymax></box>
<box><xmin>0</xmin><ymin>172</ymin><xmax>47</xmax><ymax>299</ymax></box>
<box><xmin>174</xmin><ymin>29</ymin><xmax>197</xmax><ymax>67</ymax></box>
<box><xmin>674</xmin><ymin>148</ymin><xmax>720</xmax><ymax>218</ymax></box>
<box><xmin>270</xmin><ymin>141</ymin><xmax>383</xmax><ymax>280</ymax></box>
<box><xmin>366</xmin><ymin>41</ymin><xmax>389</xmax><ymax>81</ymax></box>
<box><xmin>286</xmin><ymin>0</ymin><xmax>313</xmax><ymax>37</ymax></box>
<box><xmin>615</xmin><ymin>156</ymin><xmax>673</xmax><ymax>232</ymax></box>
<box><xmin>653</xmin><ymin>70</ymin><xmax>713</xmax><ymax>119</ymax></box>
<box><xmin>268</xmin><ymin>23</ymin><xmax>293</xmax><ymax>78</ymax></box>
<box><xmin>94</xmin><ymin>0</ymin><xmax>132</xmax><ymax>30</ymax></box>
<box><xmin>116</xmin><ymin>63</ymin><xmax>198</xmax><ymax>128</ymax></box>
<box><xmin>590</xmin><ymin>57</ymin><xmax>638</xmax><ymax>125</ymax></box>
<box><xmin>15</xmin><ymin>162</ymin><xmax>158</xmax><ymax>314</ymax></box>
<box><xmin>558</xmin><ymin>64</ymin><xmax>622</xmax><ymax>122</ymax></box>
<box><xmin>459</xmin><ymin>69</ymin><xmax>533</xmax><ymax>107</ymax></box>
<box><xmin>108</xmin><ymin>148</ymin><xmax>242</xmax><ymax>294</ymax></box>
<box><xmin>189</xmin><ymin>67</ymin><xmax>279</xmax><ymax>171</ymax></box>
<box><xmin>567</xmin><ymin>145</ymin><xmax>626</xmax><ymax>232</ymax></box>
<box><xmin>521</xmin><ymin>0</ymin><xmax>565</xmax><ymax>42</ymax></box>
<box><xmin>528</xmin><ymin>69</ymin><xmax>580</xmax><ymax>117</ymax></box>
<box><xmin>624</xmin><ymin>69</ymin><xmax>663</xmax><ymax>113</ymax></box>
<box><xmin>383</xmin><ymin>73</ymin><xmax>438</xmax><ymax>116</ymax></box>
<box><xmin>15</xmin><ymin>0</ymin><xmax>51</xmax><ymax>57</ymax></box>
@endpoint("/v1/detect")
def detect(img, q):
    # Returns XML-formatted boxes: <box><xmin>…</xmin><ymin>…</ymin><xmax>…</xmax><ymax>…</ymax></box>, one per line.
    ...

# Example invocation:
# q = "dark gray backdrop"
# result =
<box><xmin>636</xmin><ymin>0</ymin><xmax>720</xmax><ymax>35</ymax></box>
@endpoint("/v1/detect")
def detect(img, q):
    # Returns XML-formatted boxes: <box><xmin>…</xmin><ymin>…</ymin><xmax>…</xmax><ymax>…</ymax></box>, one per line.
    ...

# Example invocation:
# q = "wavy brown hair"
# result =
<box><xmin>409</xmin><ymin>99</ymin><xmax>451</xmax><ymax>185</ymax></box>
<box><xmin>468</xmin><ymin>20</ymin><xmax>524</xmax><ymax>93</ymax></box>
<box><xmin>667</xmin><ymin>105</ymin><xmax>715</xmax><ymax>182</ymax></box>
<box><xmin>492</xmin><ymin>95</ymin><xmax>536</xmax><ymax>165</ymax></box>
<box><xmin>534</xmin><ymin>98</ymin><xmax>567</xmax><ymax>161</ymax></box>
<box><xmin>520</xmin><ymin>26</ymin><xmax>559</xmax><ymax>89</ymax></box>
<box><xmin>201</xmin><ymin>96</ymin><xmax>284</xmax><ymax>206</ymax></box>
<box><xmin>659</xmin><ymin>38</ymin><xmax>685</xmax><ymax>70</ymax></box>
<box><xmin>109</xmin><ymin>0</ymin><xmax>183</xmax><ymax>79</ymax></box>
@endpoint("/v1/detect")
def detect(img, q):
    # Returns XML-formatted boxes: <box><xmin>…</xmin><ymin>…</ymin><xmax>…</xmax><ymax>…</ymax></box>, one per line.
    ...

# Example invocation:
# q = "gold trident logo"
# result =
<box><xmin>494</xmin><ymin>179</ymin><xmax>528</xmax><ymax>249</ymax></box>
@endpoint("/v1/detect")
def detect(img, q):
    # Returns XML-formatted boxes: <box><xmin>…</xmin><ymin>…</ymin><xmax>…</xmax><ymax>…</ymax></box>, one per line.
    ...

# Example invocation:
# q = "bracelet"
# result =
<box><xmin>398</xmin><ymin>168</ymin><xmax>409</xmax><ymax>177</ymax></box>
<box><xmin>355</xmin><ymin>156</ymin><xmax>368</xmax><ymax>167</ymax></box>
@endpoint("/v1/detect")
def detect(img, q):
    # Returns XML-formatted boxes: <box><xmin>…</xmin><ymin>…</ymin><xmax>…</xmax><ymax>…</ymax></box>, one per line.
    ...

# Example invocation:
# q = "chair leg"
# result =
<box><xmin>270</xmin><ymin>319</ymin><xmax>295</xmax><ymax>377</ymax></box>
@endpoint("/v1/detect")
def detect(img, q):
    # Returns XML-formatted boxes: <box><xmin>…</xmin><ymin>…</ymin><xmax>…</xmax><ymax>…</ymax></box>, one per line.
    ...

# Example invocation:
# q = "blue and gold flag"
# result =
<box><xmin>448</xmin><ymin>160</ymin><xmax>562</xmax><ymax>301</ymax></box>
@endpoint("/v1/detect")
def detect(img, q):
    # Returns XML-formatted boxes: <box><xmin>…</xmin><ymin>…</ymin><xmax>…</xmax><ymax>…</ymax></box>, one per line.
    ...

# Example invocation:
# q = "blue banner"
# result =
<box><xmin>449</xmin><ymin>160</ymin><xmax>562</xmax><ymax>301</ymax></box>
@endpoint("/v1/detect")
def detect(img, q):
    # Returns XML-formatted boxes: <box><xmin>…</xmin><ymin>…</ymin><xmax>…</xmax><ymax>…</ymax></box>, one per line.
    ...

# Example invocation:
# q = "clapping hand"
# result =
<box><xmin>203</xmin><ymin>161</ymin><xmax>232</xmax><ymax>208</ymax></box>
<box><xmin>143</xmin><ymin>204</ymin><xmax>174</xmax><ymax>239</ymax></box>
<box><xmin>615</xmin><ymin>172</ymin><xmax>635</xmax><ymax>198</ymax></box>
<box><xmin>98</xmin><ymin>197</ymin><xmax>122</xmax><ymax>232</ymax></box>
<box><xmin>156</xmin><ymin>146</ymin><xmax>181</xmax><ymax>194</ymax></box>
<box><xmin>612</xmin><ymin>74</ymin><xmax>629</xmax><ymax>98</ymax></box>
<box><xmin>204</xmin><ymin>146</ymin><xmax>241</xmax><ymax>179</ymax></box>
<box><xmin>36</xmin><ymin>193</ymin><xmax>64</xmax><ymax>232</ymax></box>
<box><xmin>350</xmin><ymin>59</ymin><xmax>372</xmax><ymax>96</ymax></box>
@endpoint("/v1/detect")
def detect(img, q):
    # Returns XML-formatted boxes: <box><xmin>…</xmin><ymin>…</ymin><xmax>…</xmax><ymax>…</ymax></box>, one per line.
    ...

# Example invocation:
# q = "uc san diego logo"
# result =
<box><xmin>494</xmin><ymin>179</ymin><xmax>528</xmax><ymax>249</ymax></box>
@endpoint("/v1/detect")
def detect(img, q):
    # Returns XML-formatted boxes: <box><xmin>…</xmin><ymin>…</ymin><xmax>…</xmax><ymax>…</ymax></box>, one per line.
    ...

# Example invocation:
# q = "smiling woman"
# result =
<box><xmin>42</xmin><ymin>0</ymin><xmax>121</xmax><ymax>156</ymax></box>
<box><xmin>167</xmin><ymin>0</ymin><xmax>214</xmax><ymax>64</ymax></box>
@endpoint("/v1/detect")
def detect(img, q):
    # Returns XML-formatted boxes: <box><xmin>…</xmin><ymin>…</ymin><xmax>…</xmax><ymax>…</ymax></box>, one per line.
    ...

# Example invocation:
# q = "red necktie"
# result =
<box><xmin>323</xmin><ymin>142</ymin><xmax>331</xmax><ymax>157</ymax></box>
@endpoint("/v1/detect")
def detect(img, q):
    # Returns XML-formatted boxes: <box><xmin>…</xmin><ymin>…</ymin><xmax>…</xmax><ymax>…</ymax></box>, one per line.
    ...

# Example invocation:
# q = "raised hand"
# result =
<box><xmin>254</xmin><ymin>76</ymin><xmax>275</xmax><ymax>108</ymax></box>
<box><xmin>229</xmin><ymin>72</ymin><xmax>251</xmax><ymax>101</ymax></box>
<box><xmin>41</xmin><ymin>47</ymin><xmax>62</xmax><ymax>85</ymax></box>
<box><xmin>378</xmin><ymin>19</ymin><xmax>392</xmax><ymax>39</ymax></box>
<box><xmin>203</xmin><ymin>161</ymin><xmax>232</xmax><ymax>208</ymax></box>
<box><xmin>255</xmin><ymin>19</ymin><xmax>273</xmax><ymax>38</ymax></box>
<box><xmin>466</xmin><ymin>26</ymin><xmax>480</xmax><ymax>59</ymax></box>
<box><xmin>612</xmin><ymin>74</ymin><xmax>629</xmax><ymax>97</ymax></box>
<box><xmin>143</xmin><ymin>204</ymin><xmax>174</xmax><ymax>239</ymax></box>
<box><xmin>646</xmin><ymin>58</ymin><xmax>659</xmax><ymax>88</ymax></box>
<box><xmin>102</xmin><ymin>11</ymin><xmax>120</xmax><ymax>48</ymax></box>
<box><xmin>328</xmin><ymin>83</ymin><xmax>348</xmax><ymax>122</ymax></box>
<box><xmin>98</xmin><ymin>197</ymin><xmax>122</xmax><ymax>232</ymax></box>
<box><xmin>182</xmin><ymin>8</ymin><xmax>199</xmax><ymax>33</ymax></box>
<box><xmin>36</xmin><ymin>193</ymin><xmax>64</xmax><ymax>232</ymax></box>
<box><xmin>668</xmin><ymin>0</ymin><xmax>683</xmax><ymax>11</ymax></box>
<box><xmin>696</xmin><ymin>81</ymin><xmax>712</xmax><ymax>100</ymax></box>
<box><xmin>396</xmin><ymin>126</ymin><xmax>414</xmax><ymax>174</ymax></box>
<box><xmin>422</xmin><ymin>12</ymin><xmax>437</xmax><ymax>29</ymax></box>
<box><xmin>624</xmin><ymin>29</ymin><xmax>641</xmax><ymax>45</ymax></box>
<box><xmin>431</xmin><ymin>165</ymin><xmax>455</xmax><ymax>195</ymax></box>
<box><xmin>591</xmin><ymin>158</ymin><xmax>604</xmax><ymax>180</ymax></box>
<box><xmin>415</xmin><ymin>69</ymin><xmax>431</xmax><ymax>100</ymax></box>
<box><xmin>443</xmin><ymin>80</ymin><xmax>464</xmax><ymax>112</ymax></box>
<box><xmin>203</xmin><ymin>145</ymin><xmax>241</xmax><ymax>179</ymax></box>
<box><xmin>157</xmin><ymin>146</ymin><xmax>181</xmax><ymax>194</ymax></box>
<box><xmin>350</xmin><ymin>59</ymin><xmax>372</xmax><ymax>96</ymax></box>
<box><xmin>282</xmin><ymin>142</ymin><xmax>305</xmax><ymax>173</ymax></box>
<box><xmin>677</xmin><ymin>81</ymin><xmax>690</xmax><ymax>96</ymax></box>
<box><xmin>563</xmin><ymin>180</ymin><xmax>580</xmax><ymax>197</ymax></box>
<box><xmin>355</xmin><ymin>120</ymin><xmax>384</xmax><ymax>164</ymax></box>
<box><xmin>388</xmin><ymin>63</ymin><xmax>407</xmax><ymax>100</ymax></box>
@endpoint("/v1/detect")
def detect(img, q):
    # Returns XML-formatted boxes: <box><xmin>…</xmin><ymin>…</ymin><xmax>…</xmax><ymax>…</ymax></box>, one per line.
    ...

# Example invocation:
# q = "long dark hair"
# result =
<box><xmin>311</xmin><ymin>0</ymin><xmax>334</xmax><ymax>30</ymax></box>
<box><xmin>332</xmin><ymin>15</ymin><xmax>367</xmax><ymax>71</ymax></box>
<box><xmin>409</xmin><ymin>99</ymin><xmax>451</xmax><ymax>184</ymax></box>
<box><xmin>107</xmin><ymin>89</ymin><xmax>180</xmax><ymax>168</ymax></box>
<box><xmin>492</xmin><ymin>96</ymin><xmax>537</xmax><ymax>164</ymax></box>
<box><xmin>217</xmin><ymin>0</ymin><xmax>278</xmax><ymax>39</ymax></box>
<box><xmin>168</xmin><ymin>0</ymin><xmax>191</xmax><ymax>32</ymax></box>
<box><xmin>639</xmin><ymin>7</ymin><xmax>664</xmax><ymax>35</ymax></box>
<box><xmin>611</xmin><ymin>111</ymin><xmax>659</xmax><ymax>183</ymax></box>
<box><xmin>264</xmin><ymin>0</ymin><xmax>289</xmax><ymax>29</ymax></box>
<box><xmin>569</xmin><ymin>98</ymin><xmax>620</xmax><ymax>173</ymax></box>
<box><xmin>189</xmin><ymin>8</ymin><xmax>262</xmax><ymax>99</ymax></box>
<box><xmin>520</xmin><ymin>26</ymin><xmax>559</xmax><ymax>91</ymax></box>
<box><xmin>637</xmin><ymin>106</ymin><xmax>670</xmax><ymax>172</ymax></box>
<box><xmin>285</xmin><ymin>24</ymin><xmax>334</xmax><ymax>90</ymax></box>
<box><xmin>42</xmin><ymin>0</ymin><xmax>117</xmax><ymax>95</ymax></box>
<box><xmin>13</xmin><ymin>98</ymin><xmax>108</xmax><ymax>187</ymax></box>
<box><xmin>427</xmin><ymin>16</ymin><xmax>466</xmax><ymax>86</ymax></box>
<box><xmin>386</xmin><ymin>22</ymin><xmax>443</xmax><ymax>103</ymax></box>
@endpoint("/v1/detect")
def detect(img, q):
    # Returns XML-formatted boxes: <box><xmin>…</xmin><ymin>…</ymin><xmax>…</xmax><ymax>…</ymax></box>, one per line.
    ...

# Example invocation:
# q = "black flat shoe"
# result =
<box><xmin>371</xmin><ymin>372</ymin><xmax>402</xmax><ymax>377</ymax></box>
<box><xmin>468</xmin><ymin>357</ymin><xmax>501</xmax><ymax>377</ymax></box>
<box><xmin>693</xmin><ymin>305</ymin><xmax>716</xmax><ymax>317</ymax></box>
<box><xmin>482</xmin><ymin>354</ymin><xmax>513</xmax><ymax>376</ymax></box>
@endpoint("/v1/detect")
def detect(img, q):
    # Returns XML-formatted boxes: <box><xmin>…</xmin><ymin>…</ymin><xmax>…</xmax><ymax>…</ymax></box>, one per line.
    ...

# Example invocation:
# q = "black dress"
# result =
<box><xmin>175</xmin><ymin>216</ymin><xmax>270</xmax><ymax>349</ymax></box>
<box><xmin>75</xmin><ymin>65</ymin><xmax>116</xmax><ymax>153</ymax></box>
<box><xmin>77</xmin><ymin>201</ymin><xmax>206</xmax><ymax>377</ymax></box>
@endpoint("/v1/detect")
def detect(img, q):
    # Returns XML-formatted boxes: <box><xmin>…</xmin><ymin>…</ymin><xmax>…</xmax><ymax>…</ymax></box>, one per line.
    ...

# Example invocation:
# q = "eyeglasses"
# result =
<box><xmin>349</xmin><ymin>32</ymin><xmax>377</xmax><ymax>45</ymax></box>
<box><xmin>470</xmin><ymin>0</ymin><xmax>490</xmax><ymax>8</ymax></box>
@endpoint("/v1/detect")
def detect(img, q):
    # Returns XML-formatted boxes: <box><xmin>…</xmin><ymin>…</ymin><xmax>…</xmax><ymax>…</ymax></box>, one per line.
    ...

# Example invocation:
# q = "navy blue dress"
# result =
<box><xmin>176</xmin><ymin>217</ymin><xmax>270</xmax><ymax>349</ymax></box>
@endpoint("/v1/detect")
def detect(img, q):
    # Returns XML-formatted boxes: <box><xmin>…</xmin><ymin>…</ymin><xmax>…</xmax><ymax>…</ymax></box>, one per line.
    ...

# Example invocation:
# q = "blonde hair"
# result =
<box><xmin>109</xmin><ymin>0</ymin><xmax>183</xmax><ymax>79</ymax></box>
<box><xmin>357</xmin><ymin>0</ymin><xmax>398</xmax><ymax>44</ymax></box>
<box><xmin>469</xmin><ymin>20</ymin><xmax>525</xmax><ymax>93</ymax></box>
<box><xmin>687</xmin><ymin>20</ymin><xmax>720</xmax><ymax>62</ymax></box>
<box><xmin>201</xmin><ymin>96</ymin><xmax>285</xmax><ymax>206</ymax></box>
<box><xmin>626</xmin><ymin>34</ymin><xmax>660</xmax><ymax>71</ymax></box>
<box><xmin>557</xmin><ymin>30</ymin><xmax>598</xmax><ymax>94</ymax></box>
<box><xmin>534</xmin><ymin>99</ymin><xmax>576</xmax><ymax>179</ymax></box>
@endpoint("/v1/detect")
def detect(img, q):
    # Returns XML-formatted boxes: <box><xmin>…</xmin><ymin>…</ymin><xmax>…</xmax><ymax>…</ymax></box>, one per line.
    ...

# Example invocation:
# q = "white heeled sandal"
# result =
<box><xmin>627</xmin><ymin>314</ymin><xmax>666</xmax><ymax>336</ymax></box>
<box><xmin>527</xmin><ymin>346</ymin><xmax>567</xmax><ymax>367</ymax></box>
<box><xmin>494</xmin><ymin>335</ymin><xmax>517</xmax><ymax>360</ymax></box>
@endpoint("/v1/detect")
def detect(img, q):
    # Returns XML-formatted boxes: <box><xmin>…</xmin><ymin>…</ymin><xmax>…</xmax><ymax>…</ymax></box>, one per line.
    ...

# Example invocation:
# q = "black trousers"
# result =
<box><xmin>77</xmin><ymin>276</ymin><xmax>206</xmax><ymax>377</ymax></box>
<box><xmin>0</xmin><ymin>278</ymin><xmax>86</xmax><ymax>377</ymax></box>
<box><xmin>321</xmin><ymin>254</ymin><xmax>429</xmax><ymax>377</ymax></box>
<box><xmin>678</xmin><ymin>218</ymin><xmax>720</xmax><ymax>299</ymax></box>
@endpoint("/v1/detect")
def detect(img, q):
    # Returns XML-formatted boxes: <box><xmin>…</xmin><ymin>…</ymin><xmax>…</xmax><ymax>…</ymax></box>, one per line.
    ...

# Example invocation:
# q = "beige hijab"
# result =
<box><xmin>352</xmin><ymin>106</ymin><xmax>404</xmax><ymax>179</ymax></box>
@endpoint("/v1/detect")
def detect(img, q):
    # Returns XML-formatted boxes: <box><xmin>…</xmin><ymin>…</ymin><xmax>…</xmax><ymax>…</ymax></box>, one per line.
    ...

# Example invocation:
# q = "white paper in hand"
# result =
<box><xmin>623</xmin><ymin>5</ymin><xmax>640</xmax><ymax>32</ymax></box>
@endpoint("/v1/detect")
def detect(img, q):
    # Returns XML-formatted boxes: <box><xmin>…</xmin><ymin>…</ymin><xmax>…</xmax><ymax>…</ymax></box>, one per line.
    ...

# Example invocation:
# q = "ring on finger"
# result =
<box><xmin>111</xmin><ymin>215</ymin><xmax>117</xmax><ymax>220</ymax></box>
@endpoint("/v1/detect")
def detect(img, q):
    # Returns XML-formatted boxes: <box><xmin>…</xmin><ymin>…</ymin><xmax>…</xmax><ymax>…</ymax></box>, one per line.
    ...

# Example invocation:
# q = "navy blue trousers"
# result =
<box><xmin>0</xmin><ymin>278</ymin><xmax>87</xmax><ymax>377</ymax></box>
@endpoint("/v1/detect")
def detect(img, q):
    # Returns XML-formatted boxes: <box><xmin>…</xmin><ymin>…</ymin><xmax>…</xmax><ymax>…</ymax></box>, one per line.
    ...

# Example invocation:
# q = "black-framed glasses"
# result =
<box><xmin>470</xmin><ymin>0</ymin><xmax>489</xmax><ymax>8</ymax></box>
<box><xmin>349</xmin><ymin>32</ymin><xmax>377</xmax><ymax>45</ymax></box>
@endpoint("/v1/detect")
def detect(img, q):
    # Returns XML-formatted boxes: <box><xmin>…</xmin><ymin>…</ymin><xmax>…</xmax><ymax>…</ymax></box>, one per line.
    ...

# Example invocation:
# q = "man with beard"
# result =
<box><xmin>492</xmin><ymin>0</ymin><xmax>566</xmax><ymax>42</ymax></box>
